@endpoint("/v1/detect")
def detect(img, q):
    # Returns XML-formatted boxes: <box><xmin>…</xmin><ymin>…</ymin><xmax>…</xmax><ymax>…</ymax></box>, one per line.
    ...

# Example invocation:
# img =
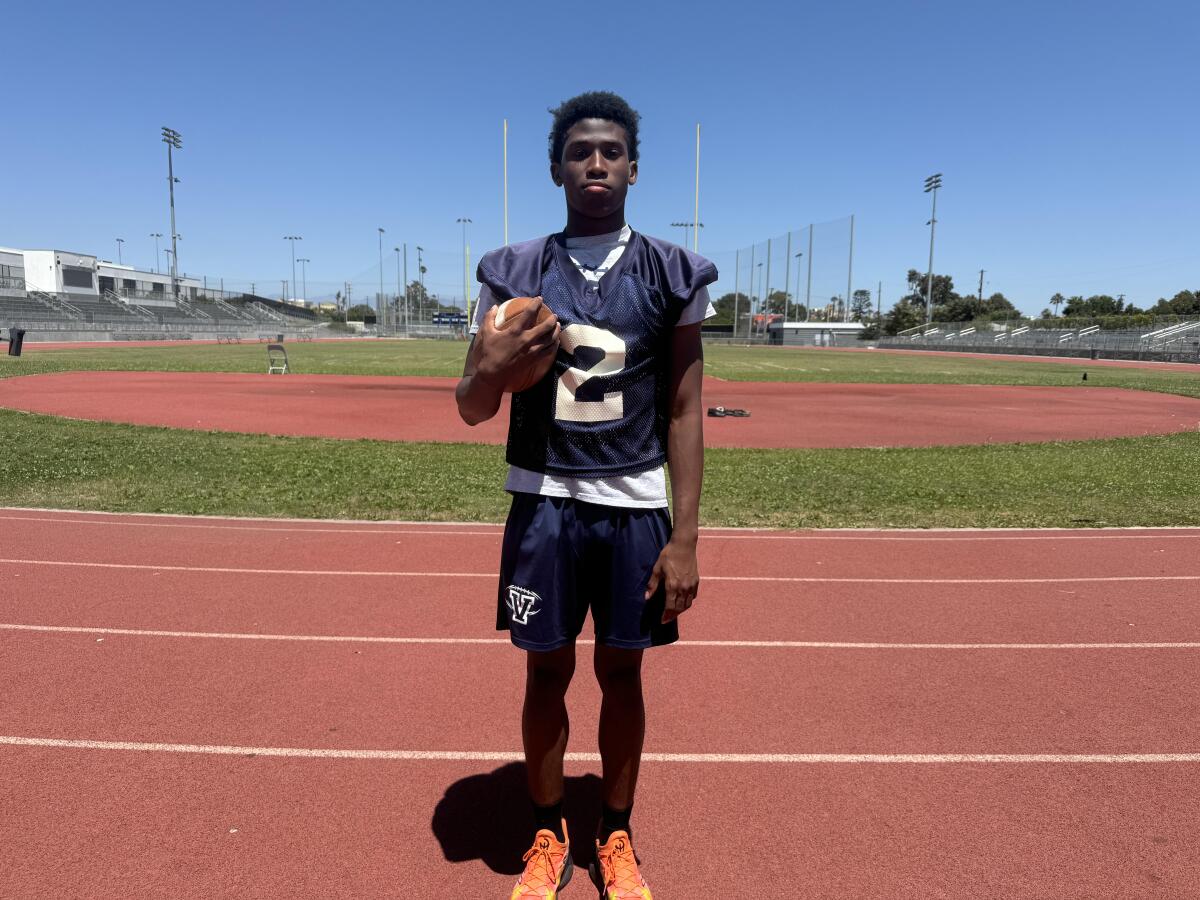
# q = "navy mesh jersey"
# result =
<box><xmin>477</xmin><ymin>232</ymin><xmax>717</xmax><ymax>478</ymax></box>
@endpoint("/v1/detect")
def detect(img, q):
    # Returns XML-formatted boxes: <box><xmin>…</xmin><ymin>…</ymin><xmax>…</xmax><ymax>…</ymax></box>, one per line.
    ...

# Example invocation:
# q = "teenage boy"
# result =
<box><xmin>456</xmin><ymin>91</ymin><xmax>716</xmax><ymax>899</ymax></box>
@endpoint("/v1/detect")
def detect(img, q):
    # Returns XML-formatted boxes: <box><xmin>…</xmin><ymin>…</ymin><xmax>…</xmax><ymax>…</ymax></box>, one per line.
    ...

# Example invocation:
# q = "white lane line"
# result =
<box><xmin>3</xmin><ymin>624</ymin><xmax>1198</xmax><ymax>650</ymax></box>
<box><xmin>0</xmin><ymin>514</ymin><xmax>500</xmax><ymax>538</ymax></box>
<box><xmin>3</xmin><ymin>558</ymin><xmax>1199</xmax><ymax>583</ymax></box>
<box><xmin>1</xmin><ymin>736</ymin><xmax>1197</xmax><ymax>764</ymax></box>
<box><xmin>3</xmin><ymin>509</ymin><xmax>1199</xmax><ymax>541</ymax></box>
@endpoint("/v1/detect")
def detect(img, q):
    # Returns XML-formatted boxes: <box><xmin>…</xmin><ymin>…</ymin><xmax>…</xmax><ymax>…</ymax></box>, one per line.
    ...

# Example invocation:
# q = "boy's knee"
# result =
<box><xmin>594</xmin><ymin>653</ymin><xmax>643</xmax><ymax>694</ymax></box>
<box><xmin>526</xmin><ymin>648</ymin><xmax>576</xmax><ymax>692</ymax></box>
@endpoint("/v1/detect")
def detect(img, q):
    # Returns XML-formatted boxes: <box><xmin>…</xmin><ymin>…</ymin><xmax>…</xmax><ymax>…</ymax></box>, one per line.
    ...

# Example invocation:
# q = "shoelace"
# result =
<box><xmin>599</xmin><ymin>837</ymin><xmax>643</xmax><ymax>892</ymax></box>
<box><xmin>519</xmin><ymin>835</ymin><xmax>560</xmax><ymax>890</ymax></box>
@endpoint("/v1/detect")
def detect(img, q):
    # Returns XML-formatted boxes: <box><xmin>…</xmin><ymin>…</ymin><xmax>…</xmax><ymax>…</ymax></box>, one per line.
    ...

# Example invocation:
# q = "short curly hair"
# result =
<box><xmin>548</xmin><ymin>91</ymin><xmax>640</xmax><ymax>164</ymax></box>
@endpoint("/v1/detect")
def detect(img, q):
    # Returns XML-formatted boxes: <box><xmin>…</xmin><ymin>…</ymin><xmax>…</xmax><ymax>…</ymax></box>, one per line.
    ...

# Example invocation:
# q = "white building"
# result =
<box><xmin>11</xmin><ymin>248</ymin><xmax>199</xmax><ymax>304</ymax></box>
<box><xmin>0</xmin><ymin>247</ymin><xmax>25</xmax><ymax>298</ymax></box>
<box><xmin>768</xmin><ymin>320</ymin><xmax>866</xmax><ymax>347</ymax></box>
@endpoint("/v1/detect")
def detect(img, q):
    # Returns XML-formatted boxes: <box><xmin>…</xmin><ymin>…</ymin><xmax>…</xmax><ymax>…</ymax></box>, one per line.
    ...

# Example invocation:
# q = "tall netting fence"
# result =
<box><xmin>702</xmin><ymin>216</ymin><xmax>856</xmax><ymax>340</ymax></box>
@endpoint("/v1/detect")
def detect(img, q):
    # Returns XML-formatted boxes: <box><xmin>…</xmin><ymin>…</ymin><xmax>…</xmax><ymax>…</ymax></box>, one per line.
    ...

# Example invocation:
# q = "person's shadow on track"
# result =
<box><xmin>432</xmin><ymin>763</ymin><xmax>603</xmax><ymax>874</ymax></box>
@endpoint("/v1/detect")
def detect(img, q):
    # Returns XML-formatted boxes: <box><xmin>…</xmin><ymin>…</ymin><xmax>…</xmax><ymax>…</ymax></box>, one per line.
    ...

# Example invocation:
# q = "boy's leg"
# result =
<box><xmin>522</xmin><ymin>643</ymin><xmax>577</xmax><ymax>807</ymax></box>
<box><xmin>593</xmin><ymin>644</ymin><xmax>645</xmax><ymax>819</ymax></box>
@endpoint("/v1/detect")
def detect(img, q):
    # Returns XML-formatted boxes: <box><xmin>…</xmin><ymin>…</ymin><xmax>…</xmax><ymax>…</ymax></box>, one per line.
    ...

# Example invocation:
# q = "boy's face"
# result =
<box><xmin>551</xmin><ymin>118</ymin><xmax>638</xmax><ymax>220</ymax></box>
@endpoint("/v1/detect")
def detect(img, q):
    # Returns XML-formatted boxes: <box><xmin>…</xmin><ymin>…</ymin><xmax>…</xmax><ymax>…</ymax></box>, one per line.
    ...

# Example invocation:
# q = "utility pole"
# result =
<box><xmin>877</xmin><ymin>281</ymin><xmax>883</xmax><ymax>332</ymax></box>
<box><xmin>403</xmin><ymin>243</ymin><xmax>409</xmax><ymax>332</ymax></box>
<box><xmin>923</xmin><ymin>173</ymin><xmax>943</xmax><ymax>325</ymax></box>
<box><xmin>805</xmin><ymin>224</ymin><xmax>814</xmax><ymax>321</ymax></box>
<box><xmin>161</xmin><ymin>127</ymin><xmax>183</xmax><ymax>298</ymax></box>
<box><xmin>150</xmin><ymin>234</ymin><xmax>162</xmax><ymax>273</ymax></box>
<box><xmin>979</xmin><ymin>269</ymin><xmax>985</xmax><ymax>304</ymax></box>
<box><xmin>115</xmin><ymin>238</ymin><xmax>125</xmax><ymax>265</ymax></box>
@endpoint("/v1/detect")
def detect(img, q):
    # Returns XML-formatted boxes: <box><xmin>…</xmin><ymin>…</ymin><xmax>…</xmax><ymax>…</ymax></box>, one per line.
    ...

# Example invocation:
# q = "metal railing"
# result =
<box><xmin>30</xmin><ymin>290</ymin><xmax>84</xmax><ymax>320</ymax></box>
<box><xmin>882</xmin><ymin>316</ymin><xmax>1200</xmax><ymax>362</ymax></box>
<box><xmin>102</xmin><ymin>289</ymin><xmax>158</xmax><ymax>323</ymax></box>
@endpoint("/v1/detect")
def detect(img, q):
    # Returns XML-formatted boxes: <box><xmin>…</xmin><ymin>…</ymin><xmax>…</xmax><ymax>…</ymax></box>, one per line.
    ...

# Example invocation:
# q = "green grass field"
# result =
<box><xmin>1</xmin><ymin>340</ymin><xmax>1198</xmax><ymax>527</ymax></box>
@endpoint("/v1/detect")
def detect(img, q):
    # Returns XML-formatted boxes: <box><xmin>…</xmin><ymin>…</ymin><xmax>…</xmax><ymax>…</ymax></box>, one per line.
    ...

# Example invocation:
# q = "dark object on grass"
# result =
<box><xmin>1083</xmin><ymin>372</ymin><xmax>1088</xmax><ymax>381</ymax></box>
<box><xmin>4</xmin><ymin>327</ymin><xmax>25</xmax><ymax>357</ymax></box>
<box><xmin>707</xmin><ymin>406</ymin><xmax>750</xmax><ymax>418</ymax></box>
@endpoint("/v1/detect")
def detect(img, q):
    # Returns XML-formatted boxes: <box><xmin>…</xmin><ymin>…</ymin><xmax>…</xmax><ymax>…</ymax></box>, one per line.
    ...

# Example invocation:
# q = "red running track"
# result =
<box><xmin>1</xmin><ymin>507</ymin><xmax>1198</xmax><ymax>898</ymax></box>
<box><xmin>3</xmin><ymin>371</ymin><xmax>1200</xmax><ymax>448</ymax></box>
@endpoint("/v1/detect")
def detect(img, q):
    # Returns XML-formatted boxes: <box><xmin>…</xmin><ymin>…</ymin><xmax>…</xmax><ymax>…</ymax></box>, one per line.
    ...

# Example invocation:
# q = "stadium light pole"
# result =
<box><xmin>923</xmin><ymin>173</ymin><xmax>943</xmax><ymax>325</ymax></box>
<box><xmin>398</xmin><ymin>247</ymin><xmax>408</xmax><ymax>331</ymax></box>
<box><xmin>417</xmin><ymin>246</ymin><xmax>426</xmax><ymax>323</ymax></box>
<box><xmin>671</xmin><ymin>221</ymin><xmax>702</xmax><ymax>248</ymax></box>
<box><xmin>283</xmin><ymin>236</ymin><xmax>302</xmax><ymax>304</ymax></box>
<box><xmin>805</xmin><ymin>224</ymin><xmax>814</xmax><ymax>321</ymax></box>
<box><xmin>150</xmin><ymin>233</ymin><xmax>162</xmax><ymax>273</ymax></box>
<box><xmin>403</xmin><ymin>243</ymin><xmax>409</xmax><ymax>332</ymax></box>
<box><xmin>756</xmin><ymin>262</ymin><xmax>763</xmax><ymax>334</ymax></box>
<box><xmin>457</xmin><ymin>217</ymin><xmax>472</xmax><ymax>318</ymax></box>
<box><xmin>377</xmin><ymin>228</ymin><xmax>386</xmax><ymax>331</ymax></box>
<box><xmin>161</xmin><ymin>127</ymin><xmax>182</xmax><ymax>298</ymax></box>
<box><xmin>115</xmin><ymin>238</ymin><xmax>125</xmax><ymax>265</ymax></box>
<box><xmin>794</xmin><ymin>252</ymin><xmax>805</xmax><ymax>321</ymax></box>
<box><xmin>297</xmin><ymin>258</ymin><xmax>309</xmax><ymax>305</ymax></box>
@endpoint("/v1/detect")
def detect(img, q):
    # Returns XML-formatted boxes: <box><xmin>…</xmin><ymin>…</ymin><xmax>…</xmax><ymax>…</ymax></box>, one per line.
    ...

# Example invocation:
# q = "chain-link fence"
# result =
<box><xmin>702</xmin><ymin>216</ymin><xmax>857</xmax><ymax>340</ymax></box>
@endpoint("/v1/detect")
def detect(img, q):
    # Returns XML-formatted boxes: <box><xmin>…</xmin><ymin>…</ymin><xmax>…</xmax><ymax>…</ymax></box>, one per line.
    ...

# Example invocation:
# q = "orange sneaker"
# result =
<box><xmin>510</xmin><ymin>820</ymin><xmax>573</xmax><ymax>899</ymax></box>
<box><xmin>590</xmin><ymin>830</ymin><xmax>652</xmax><ymax>900</ymax></box>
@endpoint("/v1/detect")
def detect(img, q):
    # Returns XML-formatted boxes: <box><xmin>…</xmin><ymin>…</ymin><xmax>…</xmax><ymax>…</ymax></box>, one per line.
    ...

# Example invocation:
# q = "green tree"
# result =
<box><xmin>1150</xmin><ymin>290</ymin><xmax>1200</xmax><ymax>316</ymax></box>
<box><xmin>850</xmin><ymin>289</ymin><xmax>874</xmax><ymax>321</ymax></box>
<box><xmin>1064</xmin><ymin>294</ymin><xmax>1123</xmax><ymax>316</ymax></box>
<box><xmin>348</xmin><ymin>303</ymin><xmax>375</xmax><ymax>323</ymax></box>
<box><xmin>984</xmin><ymin>292</ymin><xmax>1018</xmax><ymax>319</ymax></box>
<box><xmin>763</xmin><ymin>290</ymin><xmax>790</xmax><ymax>316</ymax></box>
<box><xmin>1049</xmin><ymin>293</ymin><xmax>1066</xmax><ymax>317</ymax></box>
<box><xmin>711</xmin><ymin>292</ymin><xmax>750</xmax><ymax>326</ymax></box>
<box><xmin>904</xmin><ymin>269</ymin><xmax>957</xmax><ymax>316</ymax></box>
<box><xmin>883</xmin><ymin>298</ymin><xmax>923</xmax><ymax>335</ymax></box>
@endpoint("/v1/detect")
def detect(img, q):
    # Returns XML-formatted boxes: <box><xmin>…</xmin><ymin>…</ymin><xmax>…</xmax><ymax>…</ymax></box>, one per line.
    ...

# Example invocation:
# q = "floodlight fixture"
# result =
<box><xmin>922</xmin><ymin>173</ymin><xmax>943</xmax><ymax>324</ymax></box>
<box><xmin>284</xmin><ymin>236</ymin><xmax>302</xmax><ymax>305</ymax></box>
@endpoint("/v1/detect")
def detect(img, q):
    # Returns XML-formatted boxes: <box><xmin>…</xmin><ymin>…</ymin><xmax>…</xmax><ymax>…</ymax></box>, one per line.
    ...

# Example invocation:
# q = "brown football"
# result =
<box><xmin>492</xmin><ymin>297</ymin><xmax>556</xmax><ymax>393</ymax></box>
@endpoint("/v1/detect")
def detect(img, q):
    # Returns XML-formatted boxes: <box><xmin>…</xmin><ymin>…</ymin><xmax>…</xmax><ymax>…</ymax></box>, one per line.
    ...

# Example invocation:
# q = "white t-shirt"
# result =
<box><xmin>470</xmin><ymin>225</ymin><xmax>714</xmax><ymax>508</ymax></box>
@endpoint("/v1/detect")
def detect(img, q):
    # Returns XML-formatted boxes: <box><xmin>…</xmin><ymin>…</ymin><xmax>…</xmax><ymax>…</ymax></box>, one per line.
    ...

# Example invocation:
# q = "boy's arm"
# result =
<box><xmin>645</xmin><ymin>321</ymin><xmax>704</xmax><ymax>622</ymax></box>
<box><xmin>455</xmin><ymin>298</ymin><xmax>559</xmax><ymax>426</ymax></box>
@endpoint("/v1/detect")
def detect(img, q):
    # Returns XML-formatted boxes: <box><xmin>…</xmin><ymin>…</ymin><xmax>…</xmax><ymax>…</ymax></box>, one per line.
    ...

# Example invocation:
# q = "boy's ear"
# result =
<box><xmin>550</xmin><ymin>161</ymin><xmax>562</xmax><ymax>186</ymax></box>
<box><xmin>628</xmin><ymin>159</ymin><xmax>638</xmax><ymax>185</ymax></box>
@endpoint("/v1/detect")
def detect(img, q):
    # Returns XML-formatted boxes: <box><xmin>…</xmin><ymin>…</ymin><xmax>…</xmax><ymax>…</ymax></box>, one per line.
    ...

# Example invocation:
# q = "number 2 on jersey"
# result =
<box><xmin>555</xmin><ymin>324</ymin><xmax>626</xmax><ymax>423</ymax></box>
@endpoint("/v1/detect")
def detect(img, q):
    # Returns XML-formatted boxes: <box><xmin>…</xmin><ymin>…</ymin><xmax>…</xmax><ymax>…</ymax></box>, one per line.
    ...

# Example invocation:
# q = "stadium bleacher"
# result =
<box><xmin>879</xmin><ymin>318</ymin><xmax>1200</xmax><ymax>363</ymax></box>
<box><xmin>0</xmin><ymin>288</ymin><xmax>320</xmax><ymax>341</ymax></box>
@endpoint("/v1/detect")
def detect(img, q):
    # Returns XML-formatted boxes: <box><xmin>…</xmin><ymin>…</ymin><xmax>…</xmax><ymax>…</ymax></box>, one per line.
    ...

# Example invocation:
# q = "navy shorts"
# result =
<box><xmin>497</xmin><ymin>493</ymin><xmax>678</xmax><ymax>652</ymax></box>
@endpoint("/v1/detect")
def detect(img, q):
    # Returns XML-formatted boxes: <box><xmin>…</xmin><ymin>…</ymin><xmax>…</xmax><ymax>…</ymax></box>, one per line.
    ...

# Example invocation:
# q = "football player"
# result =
<box><xmin>456</xmin><ymin>91</ymin><xmax>716</xmax><ymax>900</ymax></box>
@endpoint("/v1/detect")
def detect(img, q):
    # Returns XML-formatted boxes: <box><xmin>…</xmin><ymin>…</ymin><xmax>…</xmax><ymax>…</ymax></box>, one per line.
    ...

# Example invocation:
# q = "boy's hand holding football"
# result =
<box><xmin>473</xmin><ymin>297</ymin><xmax>561</xmax><ymax>393</ymax></box>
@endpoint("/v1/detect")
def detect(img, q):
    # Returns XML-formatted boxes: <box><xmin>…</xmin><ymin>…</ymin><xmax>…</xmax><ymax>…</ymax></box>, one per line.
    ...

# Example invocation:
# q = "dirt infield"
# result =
<box><xmin>2</xmin><ymin>371</ymin><xmax>1199</xmax><ymax>448</ymax></box>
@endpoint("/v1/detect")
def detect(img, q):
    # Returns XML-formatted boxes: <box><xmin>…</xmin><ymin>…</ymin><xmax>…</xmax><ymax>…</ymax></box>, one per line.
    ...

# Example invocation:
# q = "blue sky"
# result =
<box><xmin>2</xmin><ymin>0</ymin><xmax>1196</xmax><ymax>314</ymax></box>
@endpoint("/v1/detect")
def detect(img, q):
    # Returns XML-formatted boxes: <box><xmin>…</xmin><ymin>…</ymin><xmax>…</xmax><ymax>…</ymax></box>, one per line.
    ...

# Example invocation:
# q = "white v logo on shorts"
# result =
<box><xmin>506</xmin><ymin>586</ymin><xmax>542</xmax><ymax>625</ymax></box>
